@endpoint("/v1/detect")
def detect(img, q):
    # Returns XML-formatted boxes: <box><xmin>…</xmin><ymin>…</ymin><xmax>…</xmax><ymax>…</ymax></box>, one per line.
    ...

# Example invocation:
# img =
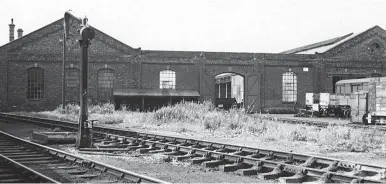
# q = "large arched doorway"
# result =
<box><xmin>214</xmin><ymin>73</ymin><xmax>244</xmax><ymax>109</ymax></box>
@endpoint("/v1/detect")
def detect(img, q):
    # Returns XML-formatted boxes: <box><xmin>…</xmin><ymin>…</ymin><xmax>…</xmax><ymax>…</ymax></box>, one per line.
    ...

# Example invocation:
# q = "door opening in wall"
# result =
<box><xmin>214</xmin><ymin>73</ymin><xmax>244</xmax><ymax>109</ymax></box>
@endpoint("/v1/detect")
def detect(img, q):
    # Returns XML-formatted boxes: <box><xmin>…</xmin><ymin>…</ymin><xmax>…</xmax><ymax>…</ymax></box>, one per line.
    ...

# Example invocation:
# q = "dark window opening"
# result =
<box><xmin>98</xmin><ymin>68</ymin><xmax>114</xmax><ymax>102</ymax></box>
<box><xmin>27</xmin><ymin>67</ymin><xmax>44</xmax><ymax>100</ymax></box>
<box><xmin>65</xmin><ymin>68</ymin><xmax>80</xmax><ymax>102</ymax></box>
<box><xmin>332</xmin><ymin>76</ymin><xmax>343</xmax><ymax>93</ymax></box>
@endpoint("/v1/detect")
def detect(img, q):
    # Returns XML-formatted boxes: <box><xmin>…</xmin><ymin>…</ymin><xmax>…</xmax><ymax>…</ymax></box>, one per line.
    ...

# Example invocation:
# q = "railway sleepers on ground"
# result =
<box><xmin>0</xmin><ymin>113</ymin><xmax>385</xmax><ymax>183</ymax></box>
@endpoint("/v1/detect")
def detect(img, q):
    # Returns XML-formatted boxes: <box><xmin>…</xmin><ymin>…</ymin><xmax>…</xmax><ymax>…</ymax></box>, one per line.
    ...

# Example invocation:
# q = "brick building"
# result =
<box><xmin>0</xmin><ymin>14</ymin><xmax>385</xmax><ymax>112</ymax></box>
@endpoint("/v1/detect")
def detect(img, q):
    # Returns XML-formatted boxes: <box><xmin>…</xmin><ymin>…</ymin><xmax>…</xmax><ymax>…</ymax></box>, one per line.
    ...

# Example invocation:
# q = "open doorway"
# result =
<box><xmin>214</xmin><ymin>73</ymin><xmax>244</xmax><ymax>109</ymax></box>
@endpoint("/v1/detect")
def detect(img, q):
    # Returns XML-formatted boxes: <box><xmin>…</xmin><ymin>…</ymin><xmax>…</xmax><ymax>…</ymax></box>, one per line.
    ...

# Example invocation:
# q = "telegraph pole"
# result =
<box><xmin>76</xmin><ymin>17</ymin><xmax>95</xmax><ymax>148</ymax></box>
<box><xmin>62</xmin><ymin>12</ymin><xmax>71</xmax><ymax>110</ymax></box>
<box><xmin>62</xmin><ymin>33</ymin><xmax>66</xmax><ymax>110</ymax></box>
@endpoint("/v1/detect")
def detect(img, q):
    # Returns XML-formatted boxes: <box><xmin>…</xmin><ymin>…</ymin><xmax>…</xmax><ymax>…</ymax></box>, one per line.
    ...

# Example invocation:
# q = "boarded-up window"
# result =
<box><xmin>282</xmin><ymin>72</ymin><xmax>297</xmax><ymax>102</ymax></box>
<box><xmin>160</xmin><ymin>70</ymin><xmax>176</xmax><ymax>89</ymax></box>
<box><xmin>65</xmin><ymin>68</ymin><xmax>80</xmax><ymax>102</ymax></box>
<box><xmin>27</xmin><ymin>67</ymin><xmax>44</xmax><ymax>100</ymax></box>
<box><xmin>98</xmin><ymin>68</ymin><xmax>114</xmax><ymax>102</ymax></box>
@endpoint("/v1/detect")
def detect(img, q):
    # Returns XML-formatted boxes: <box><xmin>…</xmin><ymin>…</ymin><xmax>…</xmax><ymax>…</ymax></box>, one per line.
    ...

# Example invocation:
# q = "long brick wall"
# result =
<box><xmin>1</xmin><ymin>15</ymin><xmax>386</xmax><ymax>112</ymax></box>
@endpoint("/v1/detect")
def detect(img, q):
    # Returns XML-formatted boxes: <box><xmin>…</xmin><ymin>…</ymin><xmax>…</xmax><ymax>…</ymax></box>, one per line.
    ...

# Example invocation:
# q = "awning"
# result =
<box><xmin>113</xmin><ymin>89</ymin><xmax>200</xmax><ymax>97</ymax></box>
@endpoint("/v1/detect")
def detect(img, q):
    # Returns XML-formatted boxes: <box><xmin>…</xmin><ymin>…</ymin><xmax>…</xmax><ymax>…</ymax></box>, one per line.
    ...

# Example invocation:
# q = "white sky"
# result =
<box><xmin>1</xmin><ymin>0</ymin><xmax>386</xmax><ymax>53</ymax></box>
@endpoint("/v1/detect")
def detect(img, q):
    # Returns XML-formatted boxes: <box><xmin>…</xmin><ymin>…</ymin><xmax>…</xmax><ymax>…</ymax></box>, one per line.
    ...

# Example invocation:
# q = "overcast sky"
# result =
<box><xmin>1</xmin><ymin>0</ymin><xmax>386</xmax><ymax>53</ymax></box>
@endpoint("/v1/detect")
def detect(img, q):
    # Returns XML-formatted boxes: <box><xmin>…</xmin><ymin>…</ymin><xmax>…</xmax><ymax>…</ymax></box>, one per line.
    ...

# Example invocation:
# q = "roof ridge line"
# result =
<box><xmin>322</xmin><ymin>25</ymin><xmax>382</xmax><ymax>54</ymax></box>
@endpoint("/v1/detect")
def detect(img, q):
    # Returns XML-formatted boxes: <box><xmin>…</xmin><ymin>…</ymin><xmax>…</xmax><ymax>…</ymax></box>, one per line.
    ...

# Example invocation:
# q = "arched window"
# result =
<box><xmin>282</xmin><ymin>72</ymin><xmax>297</xmax><ymax>102</ymax></box>
<box><xmin>97</xmin><ymin>68</ymin><xmax>114</xmax><ymax>102</ymax></box>
<box><xmin>65</xmin><ymin>68</ymin><xmax>80</xmax><ymax>102</ymax></box>
<box><xmin>160</xmin><ymin>70</ymin><xmax>176</xmax><ymax>89</ymax></box>
<box><xmin>27</xmin><ymin>67</ymin><xmax>44</xmax><ymax>100</ymax></box>
<box><xmin>369</xmin><ymin>42</ymin><xmax>382</xmax><ymax>53</ymax></box>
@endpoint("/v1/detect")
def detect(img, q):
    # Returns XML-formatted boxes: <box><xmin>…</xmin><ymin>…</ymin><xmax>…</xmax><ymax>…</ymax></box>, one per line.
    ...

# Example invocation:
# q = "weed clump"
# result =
<box><xmin>25</xmin><ymin>101</ymin><xmax>386</xmax><ymax>153</ymax></box>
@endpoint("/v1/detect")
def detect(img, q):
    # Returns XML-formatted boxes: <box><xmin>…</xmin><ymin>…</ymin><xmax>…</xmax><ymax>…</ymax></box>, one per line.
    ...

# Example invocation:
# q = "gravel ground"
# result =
<box><xmin>1</xmin><ymin>117</ymin><xmax>385</xmax><ymax>183</ymax></box>
<box><xmin>261</xmin><ymin>113</ymin><xmax>352</xmax><ymax>124</ymax></box>
<box><xmin>0</xmin><ymin>121</ymin><xmax>270</xmax><ymax>183</ymax></box>
<box><xmin>114</xmin><ymin>123</ymin><xmax>386</xmax><ymax>167</ymax></box>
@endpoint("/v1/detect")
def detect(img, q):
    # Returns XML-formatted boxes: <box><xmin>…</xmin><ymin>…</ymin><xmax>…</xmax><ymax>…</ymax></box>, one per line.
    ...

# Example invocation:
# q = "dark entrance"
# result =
<box><xmin>114</xmin><ymin>89</ymin><xmax>199</xmax><ymax>111</ymax></box>
<box><xmin>214</xmin><ymin>73</ymin><xmax>244</xmax><ymax>109</ymax></box>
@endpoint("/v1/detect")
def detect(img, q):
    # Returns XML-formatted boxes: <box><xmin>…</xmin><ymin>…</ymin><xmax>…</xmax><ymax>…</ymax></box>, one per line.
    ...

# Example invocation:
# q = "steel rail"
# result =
<box><xmin>0</xmin><ymin>153</ymin><xmax>61</xmax><ymax>183</ymax></box>
<box><xmin>259</xmin><ymin>115</ymin><xmax>386</xmax><ymax>131</ymax></box>
<box><xmin>0</xmin><ymin>130</ymin><xmax>169</xmax><ymax>184</ymax></box>
<box><xmin>1</xmin><ymin>113</ymin><xmax>385</xmax><ymax>183</ymax></box>
<box><xmin>95</xmin><ymin>133</ymin><xmax>384</xmax><ymax>183</ymax></box>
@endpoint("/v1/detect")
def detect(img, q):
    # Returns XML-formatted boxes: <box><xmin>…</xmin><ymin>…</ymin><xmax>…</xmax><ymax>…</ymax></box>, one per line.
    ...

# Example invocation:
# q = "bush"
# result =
<box><xmin>90</xmin><ymin>114</ymin><xmax>124</xmax><ymax>124</ymax></box>
<box><xmin>317</xmin><ymin>125</ymin><xmax>384</xmax><ymax>152</ymax></box>
<box><xmin>203</xmin><ymin>113</ymin><xmax>222</xmax><ymax>132</ymax></box>
<box><xmin>153</xmin><ymin>101</ymin><xmax>214</xmax><ymax>122</ymax></box>
<box><xmin>289</xmin><ymin>128</ymin><xmax>308</xmax><ymax>141</ymax></box>
<box><xmin>54</xmin><ymin>103</ymin><xmax>115</xmax><ymax>115</ymax></box>
<box><xmin>54</xmin><ymin>103</ymin><xmax>80</xmax><ymax>115</ymax></box>
<box><xmin>89</xmin><ymin>103</ymin><xmax>114</xmax><ymax>114</ymax></box>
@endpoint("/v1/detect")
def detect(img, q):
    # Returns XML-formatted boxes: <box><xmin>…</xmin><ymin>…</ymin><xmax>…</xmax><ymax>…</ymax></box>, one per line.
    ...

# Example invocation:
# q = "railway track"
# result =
<box><xmin>258</xmin><ymin>115</ymin><xmax>386</xmax><ymax>131</ymax></box>
<box><xmin>0</xmin><ymin>152</ymin><xmax>60</xmax><ymax>183</ymax></box>
<box><xmin>0</xmin><ymin>129</ymin><xmax>167</xmax><ymax>183</ymax></box>
<box><xmin>1</xmin><ymin>113</ymin><xmax>385</xmax><ymax>183</ymax></box>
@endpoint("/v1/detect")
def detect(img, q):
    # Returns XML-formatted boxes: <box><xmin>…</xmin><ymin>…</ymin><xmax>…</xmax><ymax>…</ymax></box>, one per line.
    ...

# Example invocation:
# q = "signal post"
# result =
<box><xmin>76</xmin><ymin>17</ymin><xmax>95</xmax><ymax>148</ymax></box>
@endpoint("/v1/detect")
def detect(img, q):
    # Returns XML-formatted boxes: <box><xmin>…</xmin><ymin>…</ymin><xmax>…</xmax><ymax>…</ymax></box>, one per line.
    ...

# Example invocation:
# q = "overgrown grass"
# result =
<box><xmin>15</xmin><ymin>101</ymin><xmax>386</xmax><ymax>153</ymax></box>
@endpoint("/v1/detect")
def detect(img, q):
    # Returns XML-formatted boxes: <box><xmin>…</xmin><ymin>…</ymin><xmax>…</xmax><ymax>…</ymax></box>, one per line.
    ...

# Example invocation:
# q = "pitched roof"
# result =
<box><xmin>280</xmin><ymin>33</ymin><xmax>353</xmax><ymax>54</ymax></box>
<box><xmin>0</xmin><ymin>12</ymin><xmax>140</xmax><ymax>54</ymax></box>
<box><xmin>281</xmin><ymin>26</ymin><xmax>386</xmax><ymax>55</ymax></box>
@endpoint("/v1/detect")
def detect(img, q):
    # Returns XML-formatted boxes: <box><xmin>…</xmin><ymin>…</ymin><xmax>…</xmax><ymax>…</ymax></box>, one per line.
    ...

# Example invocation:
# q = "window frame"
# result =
<box><xmin>27</xmin><ymin>67</ymin><xmax>45</xmax><ymax>100</ymax></box>
<box><xmin>282</xmin><ymin>72</ymin><xmax>297</xmax><ymax>103</ymax></box>
<box><xmin>159</xmin><ymin>70</ymin><xmax>176</xmax><ymax>89</ymax></box>
<box><xmin>65</xmin><ymin>68</ymin><xmax>80</xmax><ymax>102</ymax></box>
<box><xmin>97</xmin><ymin>68</ymin><xmax>114</xmax><ymax>102</ymax></box>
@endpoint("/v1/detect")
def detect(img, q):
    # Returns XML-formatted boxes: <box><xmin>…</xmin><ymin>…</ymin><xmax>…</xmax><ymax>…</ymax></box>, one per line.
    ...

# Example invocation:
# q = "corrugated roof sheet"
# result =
<box><xmin>114</xmin><ymin>89</ymin><xmax>200</xmax><ymax>97</ymax></box>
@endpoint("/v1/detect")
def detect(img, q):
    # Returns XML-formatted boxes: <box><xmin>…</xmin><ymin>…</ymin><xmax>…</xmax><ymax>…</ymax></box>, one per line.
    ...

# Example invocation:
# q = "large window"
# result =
<box><xmin>98</xmin><ymin>68</ymin><xmax>114</xmax><ymax>102</ymax></box>
<box><xmin>160</xmin><ymin>70</ymin><xmax>176</xmax><ymax>89</ymax></box>
<box><xmin>282</xmin><ymin>72</ymin><xmax>297</xmax><ymax>102</ymax></box>
<box><xmin>27</xmin><ymin>67</ymin><xmax>44</xmax><ymax>100</ymax></box>
<box><xmin>65</xmin><ymin>68</ymin><xmax>80</xmax><ymax>102</ymax></box>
